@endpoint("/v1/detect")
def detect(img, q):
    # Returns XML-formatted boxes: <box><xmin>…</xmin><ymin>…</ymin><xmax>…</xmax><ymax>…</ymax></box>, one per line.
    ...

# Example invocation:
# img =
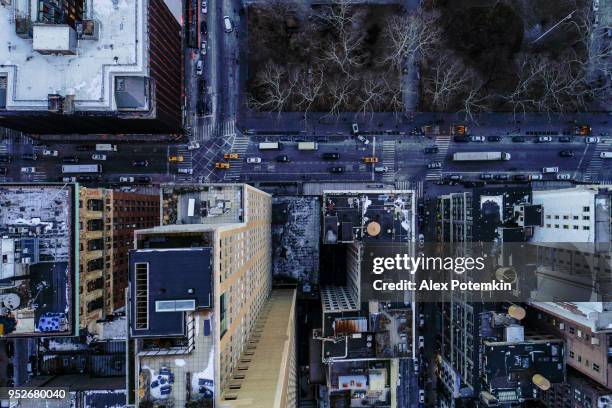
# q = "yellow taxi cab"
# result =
<box><xmin>362</xmin><ymin>156</ymin><xmax>379</xmax><ymax>164</ymax></box>
<box><xmin>224</xmin><ymin>153</ymin><xmax>240</xmax><ymax>159</ymax></box>
<box><xmin>169</xmin><ymin>155</ymin><xmax>184</xmax><ymax>162</ymax></box>
<box><xmin>215</xmin><ymin>162</ymin><xmax>230</xmax><ymax>169</ymax></box>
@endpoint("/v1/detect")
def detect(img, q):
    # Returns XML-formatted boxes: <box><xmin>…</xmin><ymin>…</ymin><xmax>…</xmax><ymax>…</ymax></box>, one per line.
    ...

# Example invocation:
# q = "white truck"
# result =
<box><xmin>297</xmin><ymin>142</ymin><xmax>318</xmax><ymax>151</ymax></box>
<box><xmin>95</xmin><ymin>144</ymin><xmax>118</xmax><ymax>152</ymax></box>
<box><xmin>453</xmin><ymin>152</ymin><xmax>511</xmax><ymax>161</ymax></box>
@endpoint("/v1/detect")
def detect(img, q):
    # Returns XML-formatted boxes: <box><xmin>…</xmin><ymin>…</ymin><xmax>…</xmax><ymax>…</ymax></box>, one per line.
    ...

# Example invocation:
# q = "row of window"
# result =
<box><xmin>545</xmin><ymin>224</ymin><xmax>590</xmax><ymax>230</ymax></box>
<box><xmin>546</xmin><ymin>214</ymin><xmax>590</xmax><ymax>220</ymax></box>
<box><xmin>568</xmin><ymin>351</ymin><xmax>600</xmax><ymax>372</ymax></box>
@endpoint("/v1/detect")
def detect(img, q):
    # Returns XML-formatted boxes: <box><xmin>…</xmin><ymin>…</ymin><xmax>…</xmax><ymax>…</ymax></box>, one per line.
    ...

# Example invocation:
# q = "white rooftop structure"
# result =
<box><xmin>531</xmin><ymin>302</ymin><xmax>612</xmax><ymax>333</ymax></box>
<box><xmin>0</xmin><ymin>0</ymin><xmax>147</xmax><ymax>112</ymax></box>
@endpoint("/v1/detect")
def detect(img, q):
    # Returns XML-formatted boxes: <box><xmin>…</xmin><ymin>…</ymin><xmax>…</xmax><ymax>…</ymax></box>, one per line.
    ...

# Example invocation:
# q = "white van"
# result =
<box><xmin>542</xmin><ymin>167</ymin><xmax>559</xmax><ymax>174</ymax></box>
<box><xmin>374</xmin><ymin>166</ymin><xmax>388</xmax><ymax>173</ymax></box>
<box><xmin>600</xmin><ymin>152</ymin><xmax>612</xmax><ymax>159</ymax></box>
<box><xmin>223</xmin><ymin>16</ymin><xmax>233</xmax><ymax>33</ymax></box>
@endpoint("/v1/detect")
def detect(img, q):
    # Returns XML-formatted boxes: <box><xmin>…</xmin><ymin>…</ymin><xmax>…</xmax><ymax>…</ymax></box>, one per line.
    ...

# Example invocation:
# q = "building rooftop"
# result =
<box><xmin>529</xmin><ymin>302</ymin><xmax>612</xmax><ymax>333</ymax></box>
<box><xmin>322</xmin><ymin>190</ymin><xmax>414</xmax><ymax>244</ymax></box>
<box><xmin>129</xmin><ymin>247</ymin><xmax>212</xmax><ymax>337</ymax></box>
<box><xmin>0</xmin><ymin>183</ymin><xmax>76</xmax><ymax>337</ymax></box>
<box><xmin>0</xmin><ymin>0</ymin><xmax>146</xmax><ymax>112</ymax></box>
<box><xmin>219</xmin><ymin>289</ymin><xmax>296</xmax><ymax>408</ymax></box>
<box><xmin>162</xmin><ymin>184</ymin><xmax>245</xmax><ymax>226</ymax></box>
<box><xmin>322</xmin><ymin>286</ymin><xmax>359</xmax><ymax>313</ymax></box>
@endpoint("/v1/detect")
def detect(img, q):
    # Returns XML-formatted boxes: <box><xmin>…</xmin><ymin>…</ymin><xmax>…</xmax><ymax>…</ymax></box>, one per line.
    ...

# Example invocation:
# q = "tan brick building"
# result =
<box><xmin>78</xmin><ymin>187</ymin><xmax>159</xmax><ymax>333</ymax></box>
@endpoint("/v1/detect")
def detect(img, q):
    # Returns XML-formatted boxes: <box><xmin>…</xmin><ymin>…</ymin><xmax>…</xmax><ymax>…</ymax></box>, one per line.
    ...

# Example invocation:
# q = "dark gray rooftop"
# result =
<box><xmin>129</xmin><ymin>247</ymin><xmax>212</xmax><ymax>338</ymax></box>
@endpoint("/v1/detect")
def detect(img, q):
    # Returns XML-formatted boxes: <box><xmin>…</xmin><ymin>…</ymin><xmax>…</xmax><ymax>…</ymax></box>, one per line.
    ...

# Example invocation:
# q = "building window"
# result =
<box><xmin>573</xmin><ymin>226</ymin><xmax>579</xmax><ymax>230</ymax></box>
<box><xmin>563</xmin><ymin>215</ymin><xmax>569</xmax><ymax>220</ymax></box>
<box><xmin>554</xmin><ymin>224</ymin><xmax>559</xmax><ymax>229</ymax></box>
<box><xmin>583</xmin><ymin>216</ymin><xmax>590</xmax><ymax>220</ymax></box>
<box><xmin>583</xmin><ymin>226</ymin><xmax>590</xmax><ymax>230</ymax></box>
<box><xmin>569</xmin><ymin>327</ymin><xmax>575</xmax><ymax>334</ymax></box>
<box><xmin>577</xmin><ymin>355</ymin><xmax>582</xmax><ymax>363</ymax></box>
<box><xmin>563</xmin><ymin>225</ymin><xmax>569</xmax><ymax>229</ymax></box>
<box><xmin>546</xmin><ymin>224</ymin><xmax>551</xmax><ymax>228</ymax></box>
<box><xmin>583</xmin><ymin>206</ymin><xmax>590</xmax><ymax>212</ymax></box>
<box><xmin>593</xmin><ymin>363</ymin><xmax>600</xmax><ymax>372</ymax></box>
<box><xmin>573</xmin><ymin>216</ymin><xmax>579</xmax><ymax>220</ymax></box>
<box><xmin>155</xmin><ymin>299</ymin><xmax>196</xmax><ymax>312</ymax></box>
<box><xmin>569</xmin><ymin>351</ymin><xmax>575</xmax><ymax>358</ymax></box>
<box><xmin>220</xmin><ymin>293</ymin><xmax>228</xmax><ymax>338</ymax></box>
<box><xmin>554</xmin><ymin>215</ymin><xmax>559</xmax><ymax>219</ymax></box>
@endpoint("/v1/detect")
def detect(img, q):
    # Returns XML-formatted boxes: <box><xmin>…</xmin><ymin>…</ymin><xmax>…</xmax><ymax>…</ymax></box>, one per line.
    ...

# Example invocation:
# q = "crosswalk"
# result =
<box><xmin>381</xmin><ymin>140</ymin><xmax>396</xmax><ymax>182</ymax></box>
<box><xmin>0</xmin><ymin>144</ymin><xmax>8</xmax><ymax>155</ymax></box>
<box><xmin>176</xmin><ymin>145</ymin><xmax>194</xmax><ymax>182</ymax></box>
<box><xmin>395</xmin><ymin>181</ymin><xmax>423</xmax><ymax>198</ymax></box>
<box><xmin>193</xmin><ymin>119</ymin><xmax>236</xmax><ymax>141</ymax></box>
<box><xmin>224</xmin><ymin>133</ymin><xmax>250</xmax><ymax>181</ymax></box>
<box><xmin>582</xmin><ymin>142</ymin><xmax>609</xmax><ymax>181</ymax></box>
<box><xmin>425</xmin><ymin>135</ymin><xmax>451</xmax><ymax>180</ymax></box>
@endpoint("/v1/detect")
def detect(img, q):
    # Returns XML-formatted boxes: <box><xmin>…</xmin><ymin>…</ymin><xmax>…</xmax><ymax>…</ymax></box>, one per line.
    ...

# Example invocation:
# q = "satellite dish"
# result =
<box><xmin>367</xmin><ymin>221</ymin><xmax>381</xmax><ymax>237</ymax></box>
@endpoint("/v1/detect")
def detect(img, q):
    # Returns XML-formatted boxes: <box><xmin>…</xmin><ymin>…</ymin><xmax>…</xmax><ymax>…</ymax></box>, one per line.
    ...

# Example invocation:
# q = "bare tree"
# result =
<box><xmin>383</xmin><ymin>11</ymin><xmax>442</xmax><ymax>70</ymax></box>
<box><xmin>424</xmin><ymin>53</ymin><xmax>472</xmax><ymax>111</ymax></box>
<box><xmin>296</xmin><ymin>66</ymin><xmax>325</xmax><ymax>114</ymax></box>
<box><xmin>250</xmin><ymin>62</ymin><xmax>297</xmax><ymax>113</ymax></box>
<box><xmin>356</xmin><ymin>74</ymin><xmax>387</xmax><ymax>119</ymax></box>
<box><xmin>326</xmin><ymin>77</ymin><xmax>353</xmax><ymax>117</ymax></box>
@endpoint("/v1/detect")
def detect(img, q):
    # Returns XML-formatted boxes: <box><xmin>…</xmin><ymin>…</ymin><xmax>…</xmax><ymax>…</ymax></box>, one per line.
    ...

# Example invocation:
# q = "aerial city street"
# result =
<box><xmin>0</xmin><ymin>0</ymin><xmax>611</xmax><ymax>406</ymax></box>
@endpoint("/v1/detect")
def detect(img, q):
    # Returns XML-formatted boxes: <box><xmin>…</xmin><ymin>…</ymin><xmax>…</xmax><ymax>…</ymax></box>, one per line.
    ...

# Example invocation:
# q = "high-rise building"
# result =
<box><xmin>0</xmin><ymin>0</ymin><xmax>182</xmax><ymax>135</ymax></box>
<box><xmin>315</xmin><ymin>190</ymin><xmax>416</xmax><ymax>407</ymax></box>
<box><xmin>0</xmin><ymin>183</ymin><xmax>77</xmax><ymax>337</ymax></box>
<box><xmin>78</xmin><ymin>187</ymin><xmax>159</xmax><ymax>334</ymax></box>
<box><xmin>434</xmin><ymin>186</ymin><xmax>567</xmax><ymax>407</ymax></box>
<box><xmin>128</xmin><ymin>184</ymin><xmax>294</xmax><ymax>407</ymax></box>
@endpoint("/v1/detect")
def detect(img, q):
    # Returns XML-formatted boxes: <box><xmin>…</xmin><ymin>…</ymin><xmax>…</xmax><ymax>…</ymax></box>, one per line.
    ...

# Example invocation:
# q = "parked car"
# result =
<box><xmin>447</xmin><ymin>174</ymin><xmax>463</xmax><ymax>181</ymax></box>
<box><xmin>559</xmin><ymin>136</ymin><xmax>573</xmax><ymax>142</ymax></box>
<box><xmin>586</xmin><ymin>137</ymin><xmax>600</xmax><ymax>144</ymax></box>
<box><xmin>427</xmin><ymin>162</ymin><xmax>442</xmax><ymax>169</ymax></box>
<box><xmin>223</xmin><ymin>16</ymin><xmax>233</xmax><ymax>33</ymax></box>
<box><xmin>276</xmin><ymin>155</ymin><xmax>290</xmax><ymax>163</ymax></box>
<box><xmin>201</xmin><ymin>0</ymin><xmax>207</xmax><ymax>13</ymax></box>
<box><xmin>119</xmin><ymin>177</ymin><xmax>135</xmax><ymax>183</ymax></box>
<box><xmin>418</xmin><ymin>336</ymin><xmax>425</xmax><ymax>348</ymax></box>
<box><xmin>494</xmin><ymin>174</ymin><xmax>509</xmax><ymax>180</ymax></box>
<box><xmin>559</xmin><ymin>150</ymin><xmax>575</xmax><ymax>158</ymax></box>
<box><xmin>178</xmin><ymin>168</ymin><xmax>193</xmax><ymax>174</ymax></box>
<box><xmin>419</xmin><ymin>390</ymin><xmax>425</xmax><ymax>403</ymax></box>
<box><xmin>513</xmin><ymin>174</ymin><xmax>527</xmax><ymax>181</ymax></box>
<box><xmin>374</xmin><ymin>166</ymin><xmax>388</xmax><ymax>173</ymax></box>
<box><xmin>512</xmin><ymin>136</ymin><xmax>525</xmax><ymax>142</ymax></box>
<box><xmin>22</xmin><ymin>153</ymin><xmax>37</xmax><ymax>160</ymax></box>
<box><xmin>42</xmin><ymin>149</ymin><xmax>58</xmax><ymax>156</ymax></box>
<box><xmin>537</xmin><ymin>136</ymin><xmax>553</xmax><ymax>142</ymax></box>
<box><xmin>557</xmin><ymin>173</ymin><xmax>572</xmax><ymax>180</ymax></box>
<box><xmin>529</xmin><ymin>174</ymin><xmax>543</xmax><ymax>180</ymax></box>
<box><xmin>322</xmin><ymin>152</ymin><xmax>340</xmax><ymax>160</ymax></box>
<box><xmin>137</xmin><ymin>176</ymin><xmax>152</xmax><ymax>183</ymax></box>
<box><xmin>92</xmin><ymin>154</ymin><xmax>107</xmax><ymax>161</ymax></box>
<box><xmin>169</xmin><ymin>155</ymin><xmax>184</xmax><ymax>162</ymax></box>
<box><xmin>542</xmin><ymin>167</ymin><xmax>559</xmax><ymax>173</ymax></box>
<box><xmin>196</xmin><ymin>60</ymin><xmax>203</xmax><ymax>76</ymax></box>
<box><xmin>351</xmin><ymin>123</ymin><xmax>359</xmax><ymax>135</ymax></box>
<box><xmin>470</xmin><ymin>135</ymin><xmax>485</xmax><ymax>142</ymax></box>
<box><xmin>480</xmin><ymin>173</ymin><xmax>492</xmax><ymax>180</ymax></box>
<box><xmin>132</xmin><ymin>160</ymin><xmax>149</xmax><ymax>167</ymax></box>
<box><xmin>246</xmin><ymin>157</ymin><xmax>262</xmax><ymax>164</ymax></box>
<box><xmin>62</xmin><ymin>156</ymin><xmax>79</xmax><ymax>164</ymax></box>
<box><xmin>487</xmin><ymin>136</ymin><xmax>501</xmax><ymax>142</ymax></box>
<box><xmin>329</xmin><ymin>166</ymin><xmax>344</xmax><ymax>173</ymax></box>
<box><xmin>21</xmin><ymin>167</ymin><xmax>36</xmax><ymax>173</ymax></box>
<box><xmin>423</xmin><ymin>146</ymin><xmax>438</xmax><ymax>154</ymax></box>
<box><xmin>200</xmin><ymin>40</ymin><xmax>207</xmax><ymax>55</ymax></box>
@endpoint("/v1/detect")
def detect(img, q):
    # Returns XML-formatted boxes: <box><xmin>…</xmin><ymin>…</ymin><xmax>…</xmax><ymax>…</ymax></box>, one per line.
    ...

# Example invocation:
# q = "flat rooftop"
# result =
<box><xmin>322</xmin><ymin>190</ymin><xmax>414</xmax><ymax>243</ymax></box>
<box><xmin>130</xmin><ymin>247</ymin><xmax>213</xmax><ymax>337</ymax></box>
<box><xmin>162</xmin><ymin>184</ymin><xmax>244</xmax><ymax>226</ymax></box>
<box><xmin>0</xmin><ymin>183</ymin><xmax>76</xmax><ymax>337</ymax></box>
<box><xmin>0</xmin><ymin>0</ymin><xmax>146</xmax><ymax>111</ymax></box>
<box><xmin>219</xmin><ymin>289</ymin><xmax>296</xmax><ymax>408</ymax></box>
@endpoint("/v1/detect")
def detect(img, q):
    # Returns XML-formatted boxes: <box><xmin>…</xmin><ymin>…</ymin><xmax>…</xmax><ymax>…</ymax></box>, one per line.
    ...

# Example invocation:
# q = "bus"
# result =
<box><xmin>258</xmin><ymin>142</ymin><xmax>282</xmax><ymax>150</ymax></box>
<box><xmin>453</xmin><ymin>152</ymin><xmax>511</xmax><ymax>161</ymax></box>
<box><xmin>95</xmin><ymin>144</ymin><xmax>117</xmax><ymax>151</ymax></box>
<box><xmin>62</xmin><ymin>164</ymin><xmax>102</xmax><ymax>173</ymax></box>
<box><xmin>298</xmin><ymin>142</ymin><xmax>318</xmax><ymax>151</ymax></box>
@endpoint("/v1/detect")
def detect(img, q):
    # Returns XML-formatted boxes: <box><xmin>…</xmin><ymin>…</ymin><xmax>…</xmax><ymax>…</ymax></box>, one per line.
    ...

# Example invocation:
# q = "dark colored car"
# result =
<box><xmin>487</xmin><ymin>136</ymin><xmax>502</xmax><ymax>142</ymax></box>
<box><xmin>137</xmin><ymin>176</ymin><xmax>152</xmax><ymax>183</ymax></box>
<box><xmin>329</xmin><ymin>166</ymin><xmax>344</xmax><ymax>173</ymax></box>
<box><xmin>322</xmin><ymin>152</ymin><xmax>340</xmax><ymax>160</ymax></box>
<box><xmin>423</xmin><ymin>146</ymin><xmax>438</xmax><ymax>154</ymax></box>
<box><xmin>22</xmin><ymin>153</ymin><xmax>37</xmax><ymax>160</ymax></box>
<box><xmin>513</xmin><ymin>174</ymin><xmax>527</xmax><ymax>181</ymax></box>
<box><xmin>0</xmin><ymin>167</ymin><xmax>7</xmax><ymax>175</ymax></box>
<box><xmin>0</xmin><ymin>156</ymin><xmax>11</xmax><ymax>163</ymax></box>
<box><xmin>76</xmin><ymin>175</ymin><xmax>96</xmax><ymax>182</ymax></box>
<box><xmin>559</xmin><ymin>150</ymin><xmax>575</xmax><ymax>158</ymax></box>
<box><xmin>276</xmin><ymin>155</ymin><xmax>290</xmax><ymax>163</ymax></box>
<box><xmin>132</xmin><ymin>160</ymin><xmax>149</xmax><ymax>167</ymax></box>
<box><xmin>462</xmin><ymin>181</ymin><xmax>485</xmax><ymax>187</ymax></box>
<box><xmin>62</xmin><ymin>156</ymin><xmax>79</xmax><ymax>164</ymax></box>
<box><xmin>512</xmin><ymin>136</ymin><xmax>525</xmax><ymax>142</ymax></box>
<box><xmin>447</xmin><ymin>174</ymin><xmax>463</xmax><ymax>181</ymax></box>
<box><xmin>453</xmin><ymin>136</ymin><xmax>469</xmax><ymax>143</ymax></box>
<box><xmin>559</xmin><ymin>136</ymin><xmax>573</xmax><ymax>142</ymax></box>
<box><xmin>76</xmin><ymin>145</ymin><xmax>93</xmax><ymax>151</ymax></box>
<box><xmin>494</xmin><ymin>174</ymin><xmax>509</xmax><ymax>180</ymax></box>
